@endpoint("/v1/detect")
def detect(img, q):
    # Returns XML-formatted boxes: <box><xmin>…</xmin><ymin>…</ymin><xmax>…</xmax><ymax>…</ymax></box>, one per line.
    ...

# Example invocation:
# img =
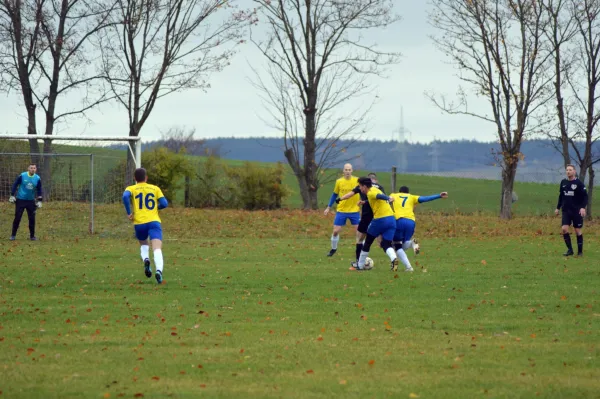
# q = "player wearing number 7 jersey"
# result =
<box><xmin>122</xmin><ymin>168</ymin><xmax>169</xmax><ymax>284</ymax></box>
<box><xmin>389</xmin><ymin>186</ymin><xmax>448</xmax><ymax>272</ymax></box>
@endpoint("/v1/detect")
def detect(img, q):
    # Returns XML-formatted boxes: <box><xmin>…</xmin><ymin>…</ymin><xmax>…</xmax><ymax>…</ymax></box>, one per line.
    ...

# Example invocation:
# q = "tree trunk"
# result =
<box><xmin>284</xmin><ymin>148</ymin><xmax>310</xmax><ymax>208</ymax></box>
<box><xmin>303</xmin><ymin>100</ymin><xmax>318</xmax><ymax>210</ymax></box>
<box><xmin>587</xmin><ymin>165</ymin><xmax>594</xmax><ymax>220</ymax></box>
<box><xmin>27</xmin><ymin>107</ymin><xmax>40</xmax><ymax>165</ymax></box>
<box><xmin>500</xmin><ymin>161</ymin><xmax>517</xmax><ymax>219</ymax></box>
<box><xmin>184</xmin><ymin>175</ymin><xmax>190</xmax><ymax>207</ymax></box>
<box><xmin>308</xmin><ymin>189</ymin><xmax>318</xmax><ymax>209</ymax></box>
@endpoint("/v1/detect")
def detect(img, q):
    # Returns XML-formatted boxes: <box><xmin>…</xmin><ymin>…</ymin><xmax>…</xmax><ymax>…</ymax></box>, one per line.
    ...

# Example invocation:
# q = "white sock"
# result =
<box><xmin>402</xmin><ymin>240</ymin><xmax>413</xmax><ymax>251</ymax></box>
<box><xmin>331</xmin><ymin>235</ymin><xmax>340</xmax><ymax>250</ymax></box>
<box><xmin>396</xmin><ymin>248</ymin><xmax>412</xmax><ymax>270</ymax></box>
<box><xmin>357</xmin><ymin>250</ymin><xmax>369</xmax><ymax>269</ymax></box>
<box><xmin>154</xmin><ymin>249</ymin><xmax>164</xmax><ymax>273</ymax></box>
<box><xmin>141</xmin><ymin>245</ymin><xmax>150</xmax><ymax>261</ymax></box>
<box><xmin>385</xmin><ymin>247</ymin><xmax>397</xmax><ymax>262</ymax></box>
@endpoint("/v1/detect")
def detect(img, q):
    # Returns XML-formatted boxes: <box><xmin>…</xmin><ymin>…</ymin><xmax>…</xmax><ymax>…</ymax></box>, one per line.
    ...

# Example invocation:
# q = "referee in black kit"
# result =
<box><xmin>555</xmin><ymin>164</ymin><xmax>588</xmax><ymax>257</ymax></box>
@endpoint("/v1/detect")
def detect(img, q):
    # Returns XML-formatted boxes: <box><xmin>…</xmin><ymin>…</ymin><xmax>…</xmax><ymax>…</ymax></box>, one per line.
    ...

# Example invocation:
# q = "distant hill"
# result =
<box><xmin>133</xmin><ymin>137</ymin><xmax>597</xmax><ymax>183</ymax></box>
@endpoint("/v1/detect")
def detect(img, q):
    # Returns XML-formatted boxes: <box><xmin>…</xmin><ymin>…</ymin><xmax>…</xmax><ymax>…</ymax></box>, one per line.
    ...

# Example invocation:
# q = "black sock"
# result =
<box><xmin>355</xmin><ymin>243</ymin><xmax>363</xmax><ymax>261</ymax></box>
<box><xmin>563</xmin><ymin>233</ymin><xmax>573</xmax><ymax>251</ymax></box>
<box><xmin>577</xmin><ymin>234</ymin><xmax>583</xmax><ymax>253</ymax></box>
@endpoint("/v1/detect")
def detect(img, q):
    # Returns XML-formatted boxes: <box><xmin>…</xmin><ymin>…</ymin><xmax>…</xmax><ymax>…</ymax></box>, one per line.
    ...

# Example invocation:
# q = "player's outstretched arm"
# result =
<box><xmin>417</xmin><ymin>193</ymin><xmax>445</xmax><ymax>203</ymax></box>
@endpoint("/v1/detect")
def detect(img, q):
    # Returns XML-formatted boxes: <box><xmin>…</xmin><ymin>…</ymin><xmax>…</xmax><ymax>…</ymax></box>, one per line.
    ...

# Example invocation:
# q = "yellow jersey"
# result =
<box><xmin>367</xmin><ymin>187</ymin><xmax>394</xmax><ymax>219</ymax></box>
<box><xmin>334</xmin><ymin>176</ymin><xmax>360</xmax><ymax>213</ymax></box>
<box><xmin>390</xmin><ymin>193</ymin><xmax>420</xmax><ymax>221</ymax></box>
<box><xmin>124</xmin><ymin>182</ymin><xmax>165</xmax><ymax>225</ymax></box>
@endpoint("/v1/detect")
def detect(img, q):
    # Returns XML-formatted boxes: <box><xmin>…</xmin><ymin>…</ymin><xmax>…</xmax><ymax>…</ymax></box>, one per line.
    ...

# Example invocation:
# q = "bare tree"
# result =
<box><xmin>0</xmin><ymin>0</ymin><xmax>117</xmax><ymax>197</ymax></box>
<box><xmin>97</xmin><ymin>0</ymin><xmax>253</xmax><ymax>182</ymax></box>
<box><xmin>428</xmin><ymin>0</ymin><xmax>553</xmax><ymax>219</ymax></box>
<box><xmin>251</xmin><ymin>0</ymin><xmax>400</xmax><ymax>210</ymax></box>
<box><xmin>542</xmin><ymin>0</ymin><xmax>577</xmax><ymax>168</ymax></box>
<box><xmin>563</xmin><ymin>0</ymin><xmax>600</xmax><ymax>218</ymax></box>
<box><xmin>160</xmin><ymin>126</ymin><xmax>204</xmax><ymax>154</ymax></box>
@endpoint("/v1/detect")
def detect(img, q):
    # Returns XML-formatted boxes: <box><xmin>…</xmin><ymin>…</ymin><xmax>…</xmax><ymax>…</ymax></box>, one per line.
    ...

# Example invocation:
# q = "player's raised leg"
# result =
<box><xmin>148</xmin><ymin>222</ymin><xmax>164</xmax><ymax>284</ymax></box>
<box><xmin>139</xmin><ymin>237</ymin><xmax>152</xmax><ymax>278</ymax></box>
<box><xmin>134</xmin><ymin>224</ymin><xmax>153</xmax><ymax>278</ymax></box>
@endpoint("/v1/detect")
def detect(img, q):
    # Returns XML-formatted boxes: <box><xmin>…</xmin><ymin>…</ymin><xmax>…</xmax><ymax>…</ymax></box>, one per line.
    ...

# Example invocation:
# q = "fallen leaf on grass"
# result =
<box><xmin>151</xmin><ymin>376</ymin><xmax>159</xmax><ymax>381</ymax></box>
<box><xmin>409</xmin><ymin>394</ymin><xmax>419</xmax><ymax>398</ymax></box>
<box><xmin>368</xmin><ymin>360</ymin><xmax>375</xmax><ymax>365</ymax></box>
<box><xmin>306</xmin><ymin>370</ymin><xmax>314</xmax><ymax>374</ymax></box>
<box><xmin>103</xmin><ymin>394</ymin><xmax>110</xmax><ymax>398</ymax></box>
<box><xmin>339</xmin><ymin>380</ymin><xmax>347</xmax><ymax>385</ymax></box>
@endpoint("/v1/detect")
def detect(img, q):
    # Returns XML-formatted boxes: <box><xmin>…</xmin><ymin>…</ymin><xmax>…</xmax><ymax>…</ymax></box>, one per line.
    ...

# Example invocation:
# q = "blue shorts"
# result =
<box><xmin>394</xmin><ymin>218</ymin><xmax>416</xmax><ymax>243</ymax></box>
<box><xmin>366</xmin><ymin>216</ymin><xmax>396</xmax><ymax>241</ymax></box>
<box><xmin>134</xmin><ymin>221</ymin><xmax>163</xmax><ymax>241</ymax></box>
<box><xmin>334</xmin><ymin>212</ymin><xmax>360</xmax><ymax>226</ymax></box>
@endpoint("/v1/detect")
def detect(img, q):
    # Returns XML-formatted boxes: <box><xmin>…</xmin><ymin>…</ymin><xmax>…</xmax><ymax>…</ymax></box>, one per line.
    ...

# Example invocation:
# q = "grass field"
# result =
<box><xmin>0</xmin><ymin>204</ymin><xmax>599</xmax><ymax>398</ymax></box>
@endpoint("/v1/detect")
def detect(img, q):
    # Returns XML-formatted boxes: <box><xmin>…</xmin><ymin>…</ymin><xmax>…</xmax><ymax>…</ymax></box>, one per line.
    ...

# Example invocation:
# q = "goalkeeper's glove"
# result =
<box><xmin>36</xmin><ymin>196</ymin><xmax>42</xmax><ymax>208</ymax></box>
<box><xmin>9</xmin><ymin>195</ymin><xmax>16</xmax><ymax>203</ymax></box>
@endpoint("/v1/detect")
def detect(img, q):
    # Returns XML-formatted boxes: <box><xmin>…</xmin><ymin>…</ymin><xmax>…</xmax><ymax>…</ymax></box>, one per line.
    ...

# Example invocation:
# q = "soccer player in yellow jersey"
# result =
<box><xmin>353</xmin><ymin>177</ymin><xmax>399</xmax><ymax>271</ymax></box>
<box><xmin>324</xmin><ymin>163</ymin><xmax>361</xmax><ymax>257</ymax></box>
<box><xmin>122</xmin><ymin>168</ymin><xmax>169</xmax><ymax>284</ymax></box>
<box><xmin>390</xmin><ymin>186</ymin><xmax>448</xmax><ymax>272</ymax></box>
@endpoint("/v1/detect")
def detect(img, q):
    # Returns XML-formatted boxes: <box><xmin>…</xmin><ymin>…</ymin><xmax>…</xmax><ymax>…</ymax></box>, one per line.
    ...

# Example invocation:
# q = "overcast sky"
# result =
<box><xmin>0</xmin><ymin>0</ymin><xmax>494</xmax><ymax>144</ymax></box>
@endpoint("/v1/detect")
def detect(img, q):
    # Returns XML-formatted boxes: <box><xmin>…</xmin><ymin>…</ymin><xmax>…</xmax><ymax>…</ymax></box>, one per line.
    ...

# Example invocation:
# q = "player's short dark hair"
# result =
<box><xmin>399</xmin><ymin>186</ymin><xmax>409</xmax><ymax>193</ymax></box>
<box><xmin>566</xmin><ymin>164</ymin><xmax>576</xmax><ymax>169</ymax></box>
<box><xmin>367</xmin><ymin>172</ymin><xmax>377</xmax><ymax>179</ymax></box>
<box><xmin>358</xmin><ymin>176</ymin><xmax>372</xmax><ymax>187</ymax></box>
<box><xmin>134</xmin><ymin>168</ymin><xmax>147</xmax><ymax>182</ymax></box>
<box><xmin>29</xmin><ymin>163</ymin><xmax>36</xmax><ymax>167</ymax></box>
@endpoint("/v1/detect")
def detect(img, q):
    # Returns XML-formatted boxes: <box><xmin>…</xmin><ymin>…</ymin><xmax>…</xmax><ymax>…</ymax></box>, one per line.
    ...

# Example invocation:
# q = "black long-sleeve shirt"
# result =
<box><xmin>556</xmin><ymin>178</ymin><xmax>588</xmax><ymax>213</ymax></box>
<box><xmin>352</xmin><ymin>183</ymin><xmax>385</xmax><ymax>218</ymax></box>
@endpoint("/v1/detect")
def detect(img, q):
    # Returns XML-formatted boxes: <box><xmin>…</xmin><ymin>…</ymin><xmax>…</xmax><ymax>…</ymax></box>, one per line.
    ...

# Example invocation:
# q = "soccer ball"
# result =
<box><xmin>364</xmin><ymin>257</ymin><xmax>374</xmax><ymax>270</ymax></box>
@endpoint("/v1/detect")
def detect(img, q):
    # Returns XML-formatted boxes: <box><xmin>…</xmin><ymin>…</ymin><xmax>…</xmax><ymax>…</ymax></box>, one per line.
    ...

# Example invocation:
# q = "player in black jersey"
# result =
<box><xmin>337</xmin><ymin>172</ymin><xmax>384</xmax><ymax>267</ymax></box>
<box><xmin>555</xmin><ymin>164</ymin><xmax>588</xmax><ymax>257</ymax></box>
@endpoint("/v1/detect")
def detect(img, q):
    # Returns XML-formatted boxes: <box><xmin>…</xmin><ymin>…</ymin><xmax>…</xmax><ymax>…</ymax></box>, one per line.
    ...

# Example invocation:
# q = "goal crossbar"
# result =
<box><xmin>0</xmin><ymin>135</ymin><xmax>142</xmax><ymax>168</ymax></box>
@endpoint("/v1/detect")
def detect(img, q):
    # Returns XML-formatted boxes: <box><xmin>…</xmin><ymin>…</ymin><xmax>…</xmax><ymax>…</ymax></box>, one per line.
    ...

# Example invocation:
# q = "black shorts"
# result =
<box><xmin>562</xmin><ymin>211</ymin><xmax>583</xmax><ymax>228</ymax></box>
<box><xmin>357</xmin><ymin>214</ymin><xmax>373</xmax><ymax>234</ymax></box>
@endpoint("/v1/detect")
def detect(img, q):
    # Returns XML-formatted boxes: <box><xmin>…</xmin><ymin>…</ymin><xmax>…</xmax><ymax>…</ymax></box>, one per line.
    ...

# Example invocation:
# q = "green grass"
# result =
<box><xmin>0</xmin><ymin>204</ymin><xmax>599</xmax><ymax>398</ymax></box>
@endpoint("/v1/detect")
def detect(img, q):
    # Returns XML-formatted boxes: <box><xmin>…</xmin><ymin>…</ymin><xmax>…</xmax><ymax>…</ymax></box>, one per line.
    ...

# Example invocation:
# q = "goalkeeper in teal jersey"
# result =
<box><xmin>9</xmin><ymin>164</ymin><xmax>43</xmax><ymax>241</ymax></box>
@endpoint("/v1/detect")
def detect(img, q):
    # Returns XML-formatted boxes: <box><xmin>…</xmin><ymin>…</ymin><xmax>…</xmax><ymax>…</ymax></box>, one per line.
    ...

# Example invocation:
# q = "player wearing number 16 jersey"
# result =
<box><xmin>123</xmin><ymin>168</ymin><xmax>169</xmax><ymax>284</ymax></box>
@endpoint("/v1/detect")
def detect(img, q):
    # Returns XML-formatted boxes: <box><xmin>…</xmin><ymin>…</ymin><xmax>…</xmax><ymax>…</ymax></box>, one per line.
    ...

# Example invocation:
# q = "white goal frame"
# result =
<box><xmin>0</xmin><ymin>134</ymin><xmax>142</xmax><ymax>234</ymax></box>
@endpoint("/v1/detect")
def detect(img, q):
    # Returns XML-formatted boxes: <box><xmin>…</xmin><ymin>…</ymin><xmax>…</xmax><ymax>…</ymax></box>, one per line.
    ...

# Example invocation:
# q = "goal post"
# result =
<box><xmin>0</xmin><ymin>135</ymin><xmax>142</xmax><ymax>237</ymax></box>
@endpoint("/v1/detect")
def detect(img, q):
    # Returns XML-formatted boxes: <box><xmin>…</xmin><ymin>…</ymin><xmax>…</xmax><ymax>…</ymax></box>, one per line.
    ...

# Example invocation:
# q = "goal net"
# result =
<box><xmin>0</xmin><ymin>135</ymin><xmax>141</xmax><ymax>238</ymax></box>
